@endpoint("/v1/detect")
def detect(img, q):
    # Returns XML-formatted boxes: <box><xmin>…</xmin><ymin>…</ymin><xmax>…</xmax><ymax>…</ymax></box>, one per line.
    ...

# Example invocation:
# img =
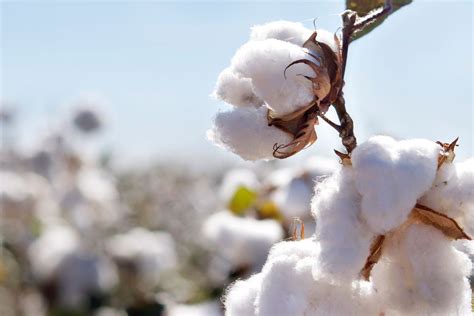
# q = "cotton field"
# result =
<box><xmin>2</xmin><ymin>1</ymin><xmax>473</xmax><ymax>316</ymax></box>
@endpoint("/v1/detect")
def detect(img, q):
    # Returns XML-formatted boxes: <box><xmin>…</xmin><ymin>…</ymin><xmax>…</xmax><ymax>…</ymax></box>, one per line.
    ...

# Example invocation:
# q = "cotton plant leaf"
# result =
<box><xmin>228</xmin><ymin>186</ymin><xmax>258</xmax><ymax>215</ymax></box>
<box><xmin>346</xmin><ymin>0</ymin><xmax>412</xmax><ymax>41</ymax></box>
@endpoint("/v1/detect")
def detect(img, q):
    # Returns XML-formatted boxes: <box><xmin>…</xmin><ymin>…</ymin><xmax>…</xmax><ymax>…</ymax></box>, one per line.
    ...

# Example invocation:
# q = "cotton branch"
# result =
<box><xmin>325</xmin><ymin>0</ymin><xmax>393</xmax><ymax>154</ymax></box>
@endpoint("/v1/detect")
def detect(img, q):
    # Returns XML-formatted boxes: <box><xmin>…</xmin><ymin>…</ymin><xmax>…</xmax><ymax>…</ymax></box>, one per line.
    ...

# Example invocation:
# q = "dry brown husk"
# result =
<box><xmin>269</xmin><ymin>31</ymin><xmax>344</xmax><ymax>159</ymax></box>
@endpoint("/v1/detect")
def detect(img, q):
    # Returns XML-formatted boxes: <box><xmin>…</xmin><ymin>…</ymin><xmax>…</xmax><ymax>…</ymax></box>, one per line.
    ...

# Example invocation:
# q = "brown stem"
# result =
<box><xmin>333</xmin><ymin>95</ymin><xmax>357</xmax><ymax>153</ymax></box>
<box><xmin>332</xmin><ymin>1</ymin><xmax>392</xmax><ymax>154</ymax></box>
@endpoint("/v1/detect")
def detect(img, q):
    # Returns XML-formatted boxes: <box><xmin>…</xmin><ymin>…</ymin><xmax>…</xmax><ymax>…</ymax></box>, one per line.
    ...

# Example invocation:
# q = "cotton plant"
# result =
<box><xmin>208</xmin><ymin>1</ymin><xmax>473</xmax><ymax>315</ymax></box>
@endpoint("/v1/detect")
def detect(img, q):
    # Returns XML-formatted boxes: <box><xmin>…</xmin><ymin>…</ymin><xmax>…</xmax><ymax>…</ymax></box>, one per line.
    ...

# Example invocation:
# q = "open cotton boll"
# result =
<box><xmin>219</xmin><ymin>168</ymin><xmax>259</xmax><ymax>203</ymax></box>
<box><xmin>419</xmin><ymin>158</ymin><xmax>474</xmax><ymax>222</ymax></box>
<box><xmin>224</xmin><ymin>274</ymin><xmax>262</xmax><ymax>316</ymax></box>
<box><xmin>208</xmin><ymin>106</ymin><xmax>292</xmax><ymax>161</ymax></box>
<box><xmin>203</xmin><ymin>211</ymin><xmax>284</xmax><ymax>270</ymax></box>
<box><xmin>351</xmin><ymin>136</ymin><xmax>439</xmax><ymax>234</ymax></box>
<box><xmin>250</xmin><ymin>20</ymin><xmax>313</xmax><ymax>46</ymax></box>
<box><xmin>28</xmin><ymin>225</ymin><xmax>81</xmax><ymax>282</ymax></box>
<box><xmin>372</xmin><ymin>224</ymin><xmax>472</xmax><ymax>316</ymax></box>
<box><xmin>312</xmin><ymin>167</ymin><xmax>375</xmax><ymax>282</ymax></box>
<box><xmin>105</xmin><ymin>228</ymin><xmax>177</xmax><ymax>287</ymax></box>
<box><xmin>0</xmin><ymin>171</ymin><xmax>37</xmax><ymax>214</ymax></box>
<box><xmin>231</xmin><ymin>39</ymin><xmax>322</xmax><ymax>117</ymax></box>
<box><xmin>213</xmin><ymin>67</ymin><xmax>263</xmax><ymax>107</ymax></box>
<box><xmin>77</xmin><ymin>167</ymin><xmax>118</xmax><ymax>204</ymax></box>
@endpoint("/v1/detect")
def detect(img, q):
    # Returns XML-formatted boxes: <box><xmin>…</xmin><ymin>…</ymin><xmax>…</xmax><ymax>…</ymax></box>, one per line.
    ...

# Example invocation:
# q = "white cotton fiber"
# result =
<box><xmin>224</xmin><ymin>274</ymin><xmax>262</xmax><ymax>316</ymax></box>
<box><xmin>419</xmin><ymin>157</ymin><xmax>474</xmax><ymax>226</ymax></box>
<box><xmin>256</xmin><ymin>256</ymin><xmax>316</xmax><ymax>316</ymax></box>
<box><xmin>251</xmin><ymin>239</ymin><xmax>380</xmax><ymax>316</ymax></box>
<box><xmin>203</xmin><ymin>211</ymin><xmax>284</xmax><ymax>270</ymax></box>
<box><xmin>231</xmin><ymin>39</ymin><xmax>323</xmax><ymax>116</ymax></box>
<box><xmin>207</xmin><ymin>106</ymin><xmax>292</xmax><ymax>161</ymax></box>
<box><xmin>250</xmin><ymin>20</ymin><xmax>313</xmax><ymax>46</ymax></box>
<box><xmin>351</xmin><ymin>136</ymin><xmax>440</xmax><ymax>234</ymax></box>
<box><xmin>213</xmin><ymin>67</ymin><xmax>263</xmax><ymax>107</ymax></box>
<box><xmin>311</xmin><ymin>167</ymin><xmax>375</xmax><ymax>282</ymax></box>
<box><xmin>372</xmin><ymin>224</ymin><xmax>472</xmax><ymax>315</ymax></box>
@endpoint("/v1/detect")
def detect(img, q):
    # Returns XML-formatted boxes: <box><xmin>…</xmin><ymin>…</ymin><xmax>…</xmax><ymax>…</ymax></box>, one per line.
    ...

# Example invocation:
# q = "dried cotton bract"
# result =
<box><xmin>210</xmin><ymin>21</ymin><xmax>340</xmax><ymax>160</ymax></box>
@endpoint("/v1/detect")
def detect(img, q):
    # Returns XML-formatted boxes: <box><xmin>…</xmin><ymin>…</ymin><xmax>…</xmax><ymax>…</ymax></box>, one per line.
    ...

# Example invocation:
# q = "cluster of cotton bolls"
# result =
<box><xmin>0</xmin><ymin>97</ymin><xmax>178</xmax><ymax>316</ymax></box>
<box><xmin>209</xmin><ymin>21</ymin><xmax>338</xmax><ymax>160</ymax></box>
<box><xmin>224</xmin><ymin>135</ymin><xmax>474</xmax><ymax>316</ymax></box>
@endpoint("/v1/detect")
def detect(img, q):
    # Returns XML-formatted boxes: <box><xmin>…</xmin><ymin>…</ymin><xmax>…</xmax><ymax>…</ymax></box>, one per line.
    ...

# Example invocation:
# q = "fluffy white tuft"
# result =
<box><xmin>351</xmin><ymin>136</ymin><xmax>440</xmax><ymax>234</ymax></box>
<box><xmin>231</xmin><ymin>39</ymin><xmax>323</xmax><ymax>116</ymax></box>
<box><xmin>372</xmin><ymin>224</ymin><xmax>472</xmax><ymax>315</ymax></box>
<box><xmin>250</xmin><ymin>20</ymin><xmax>312</xmax><ymax>46</ymax></box>
<box><xmin>312</xmin><ymin>167</ymin><xmax>375</xmax><ymax>282</ymax></box>
<box><xmin>207</xmin><ymin>106</ymin><xmax>292</xmax><ymax>161</ymax></box>
<box><xmin>419</xmin><ymin>158</ymin><xmax>474</xmax><ymax>233</ymax></box>
<box><xmin>224</xmin><ymin>274</ymin><xmax>262</xmax><ymax>316</ymax></box>
<box><xmin>213</xmin><ymin>67</ymin><xmax>263</xmax><ymax>107</ymax></box>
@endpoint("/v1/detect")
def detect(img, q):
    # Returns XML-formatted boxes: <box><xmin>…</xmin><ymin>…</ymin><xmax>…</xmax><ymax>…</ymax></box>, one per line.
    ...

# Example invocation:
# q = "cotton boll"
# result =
<box><xmin>219</xmin><ymin>168</ymin><xmax>259</xmax><ymax>203</ymax></box>
<box><xmin>311</xmin><ymin>167</ymin><xmax>375</xmax><ymax>282</ymax></box>
<box><xmin>0</xmin><ymin>171</ymin><xmax>37</xmax><ymax>214</ymax></box>
<box><xmin>419</xmin><ymin>158</ymin><xmax>474</xmax><ymax>228</ymax></box>
<box><xmin>28</xmin><ymin>225</ymin><xmax>80</xmax><ymax>282</ymax></box>
<box><xmin>372</xmin><ymin>224</ymin><xmax>472</xmax><ymax>315</ymax></box>
<box><xmin>213</xmin><ymin>67</ymin><xmax>263</xmax><ymax>107</ymax></box>
<box><xmin>224</xmin><ymin>274</ymin><xmax>262</xmax><ymax>316</ymax></box>
<box><xmin>77</xmin><ymin>167</ymin><xmax>118</xmax><ymax>204</ymax></box>
<box><xmin>352</xmin><ymin>136</ymin><xmax>439</xmax><ymax>234</ymax></box>
<box><xmin>250</xmin><ymin>20</ymin><xmax>313</xmax><ymax>46</ymax></box>
<box><xmin>203</xmin><ymin>211</ymin><xmax>284</xmax><ymax>271</ymax></box>
<box><xmin>231</xmin><ymin>39</ymin><xmax>326</xmax><ymax>116</ymax></box>
<box><xmin>208</xmin><ymin>106</ymin><xmax>292</xmax><ymax>161</ymax></box>
<box><xmin>105</xmin><ymin>228</ymin><xmax>177</xmax><ymax>287</ymax></box>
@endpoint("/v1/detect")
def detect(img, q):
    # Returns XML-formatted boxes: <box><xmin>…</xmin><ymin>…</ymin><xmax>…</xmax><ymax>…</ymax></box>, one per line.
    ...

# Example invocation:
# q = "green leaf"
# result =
<box><xmin>346</xmin><ymin>0</ymin><xmax>412</xmax><ymax>41</ymax></box>
<box><xmin>228</xmin><ymin>186</ymin><xmax>258</xmax><ymax>215</ymax></box>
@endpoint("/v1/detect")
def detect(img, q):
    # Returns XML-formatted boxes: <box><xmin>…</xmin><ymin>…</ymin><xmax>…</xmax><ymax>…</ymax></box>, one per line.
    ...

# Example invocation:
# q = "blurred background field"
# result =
<box><xmin>0</xmin><ymin>1</ymin><xmax>472</xmax><ymax>316</ymax></box>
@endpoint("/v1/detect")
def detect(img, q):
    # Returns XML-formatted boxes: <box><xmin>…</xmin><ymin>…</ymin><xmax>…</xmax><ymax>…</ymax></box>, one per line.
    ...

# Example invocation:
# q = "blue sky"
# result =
<box><xmin>1</xmin><ymin>1</ymin><xmax>473</xmax><ymax>165</ymax></box>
